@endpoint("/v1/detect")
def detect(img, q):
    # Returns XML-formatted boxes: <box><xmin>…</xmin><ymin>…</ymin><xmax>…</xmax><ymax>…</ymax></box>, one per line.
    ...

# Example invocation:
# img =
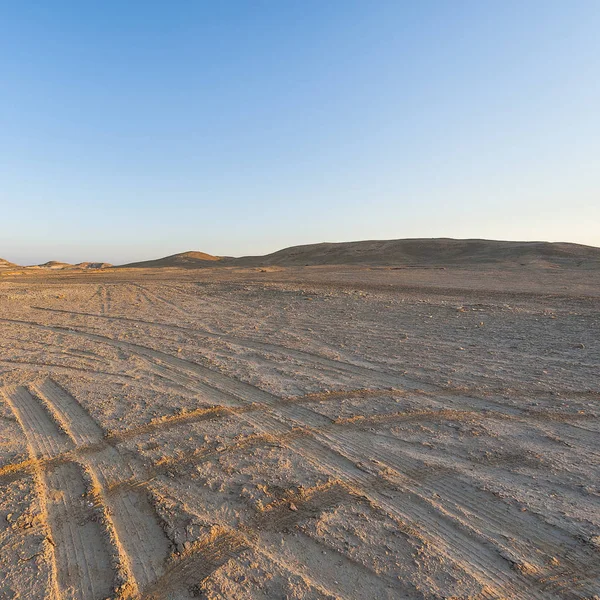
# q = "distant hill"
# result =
<box><xmin>38</xmin><ymin>261</ymin><xmax>72</xmax><ymax>269</ymax></box>
<box><xmin>6</xmin><ymin>239</ymin><xmax>600</xmax><ymax>272</ymax></box>
<box><xmin>76</xmin><ymin>262</ymin><xmax>112</xmax><ymax>269</ymax></box>
<box><xmin>117</xmin><ymin>239</ymin><xmax>600</xmax><ymax>269</ymax></box>
<box><xmin>119</xmin><ymin>251</ymin><xmax>222</xmax><ymax>269</ymax></box>
<box><xmin>35</xmin><ymin>261</ymin><xmax>112</xmax><ymax>270</ymax></box>
<box><xmin>242</xmin><ymin>238</ymin><xmax>600</xmax><ymax>267</ymax></box>
<box><xmin>0</xmin><ymin>258</ymin><xmax>17</xmax><ymax>269</ymax></box>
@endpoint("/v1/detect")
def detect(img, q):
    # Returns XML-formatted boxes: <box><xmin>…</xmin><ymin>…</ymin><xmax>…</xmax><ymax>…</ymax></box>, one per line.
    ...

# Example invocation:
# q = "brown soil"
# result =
<box><xmin>0</xmin><ymin>263</ymin><xmax>598</xmax><ymax>599</ymax></box>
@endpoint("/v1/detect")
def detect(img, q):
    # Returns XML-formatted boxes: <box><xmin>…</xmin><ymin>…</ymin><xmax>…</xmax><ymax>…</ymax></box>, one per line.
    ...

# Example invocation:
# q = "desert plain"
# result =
<box><xmin>0</xmin><ymin>240</ymin><xmax>599</xmax><ymax>599</ymax></box>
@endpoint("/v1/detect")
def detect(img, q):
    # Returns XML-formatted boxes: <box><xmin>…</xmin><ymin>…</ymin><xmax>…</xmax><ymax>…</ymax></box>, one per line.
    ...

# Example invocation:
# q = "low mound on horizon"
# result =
<box><xmin>75</xmin><ymin>262</ymin><xmax>113</xmax><ymax>269</ymax></box>
<box><xmin>0</xmin><ymin>258</ymin><xmax>17</xmax><ymax>269</ymax></box>
<box><xmin>120</xmin><ymin>250</ymin><xmax>222</xmax><ymax>269</ymax></box>
<box><xmin>38</xmin><ymin>261</ymin><xmax>73</xmax><ymax>269</ymax></box>
<box><xmin>33</xmin><ymin>261</ymin><xmax>113</xmax><ymax>270</ymax></box>
<box><xmin>1</xmin><ymin>260</ymin><xmax>113</xmax><ymax>271</ymax></box>
<box><xmin>116</xmin><ymin>238</ymin><xmax>600</xmax><ymax>270</ymax></box>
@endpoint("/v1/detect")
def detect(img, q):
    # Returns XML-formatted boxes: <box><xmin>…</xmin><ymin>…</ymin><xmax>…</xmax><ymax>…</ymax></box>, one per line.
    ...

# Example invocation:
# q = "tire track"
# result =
<box><xmin>250</xmin><ymin>481</ymin><xmax>354</xmax><ymax>535</ymax></box>
<box><xmin>317</xmin><ymin>427</ymin><xmax>600</xmax><ymax>596</ymax></box>
<box><xmin>128</xmin><ymin>283</ymin><xmax>193</xmax><ymax>318</ymax></box>
<box><xmin>145</xmin><ymin>481</ymin><xmax>413</xmax><ymax>600</ymax></box>
<box><xmin>28</xmin><ymin>307</ymin><xmax>422</xmax><ymax>390</ymax></box>
<box><xmin>29</xmin><ymin>305</ymin><xmax>600</xmax><ymax>439</ymax></box>
<box><xmin>0</xmin><ymin>358</ymin><xmax>138</xmax><ymax>381</ymax></box>
<box><xmin>21</xmin><ymin>307</ymin><xmax>600</xmax><ymax>407</ymax></box>
<box><xmin>45</xmin><ymin>461</ymin><xmax>114</xmax><ymax>600</ymax></box>
<box><xmin>2</xmin><ymin>386</ymin><xmax>115</xmax><ymax>600</ymax></box>
<box><xmin>3</xmin><ymin>386</ymin><xmax>71</xmax><ymax>460</ymax></box>
<box><xmin>105</xmin><ymin>485</ymin><xmax>170</xmax><ymax>592</ymax></box>
<box><xmin>144</xmin><ymin>528</ymin><xmax>249</xmax><ymax>600</ymax></box>
<box><xmin>139</xmin><ymin>359</ymin><xmax>580</xmax><ymax>598</ymax></box>
<box><xmin>0</xmin><ymin>318</ymin><xmax>593</xmax><ymax>597</ymax></box>
<box><xmin>99</xmin><ymin>286</ymin><xmax>108</xmax><ymax>315</ymax></box>
<box><xmin>3</xmin><ymin>394</ymin><xmax>595</xmax><ymax>589</ymax></box>
<box><xmin>33</xmin><ymin>379</ymin><xmax>105</xmax><ymax>446</ymax></box>
<box><xmin>33</xmin><ymin>378</ymin><xmax>171</xmax><ymax>595</ymax></box>
<box><xmin>0</xmin><ymin>328</ymin><xmax>565</xmax><ymax>597</ymax></box>
<box><xmin>136</xmin><ymin>358</ymin><xmax>531</xmax><ymax>598</ymax></box>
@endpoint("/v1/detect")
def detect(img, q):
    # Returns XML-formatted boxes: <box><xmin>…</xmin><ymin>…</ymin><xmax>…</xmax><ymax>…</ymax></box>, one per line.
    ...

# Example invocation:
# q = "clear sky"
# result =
<box><xmin>1</xmin><ymin>1</ymin><xmax>599</xmax><ymax>265</ymax></box>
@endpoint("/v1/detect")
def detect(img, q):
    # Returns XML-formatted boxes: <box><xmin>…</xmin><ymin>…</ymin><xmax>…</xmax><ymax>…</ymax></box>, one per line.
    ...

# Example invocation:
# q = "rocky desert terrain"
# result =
<box><xmin>0</xmin><ymin>240</ymin><xmax>599</xmax><ymax>599</ymax></box>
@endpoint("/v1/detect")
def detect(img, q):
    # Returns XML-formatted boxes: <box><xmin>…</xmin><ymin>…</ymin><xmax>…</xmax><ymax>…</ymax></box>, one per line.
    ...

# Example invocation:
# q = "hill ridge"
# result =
<box><xmin>0</xmin><ymin>258</ymin><xmax>17</xmax><ymax>269</ymax></box>
<box><xmin>116</xmin><ymin>238</ymin><xmax>600</xmax><ymax>269</ymax></box>
<box><xmin>120</xmin><ymin>250</ymin><xmax>221</xmax><ymax>269</ymax></box>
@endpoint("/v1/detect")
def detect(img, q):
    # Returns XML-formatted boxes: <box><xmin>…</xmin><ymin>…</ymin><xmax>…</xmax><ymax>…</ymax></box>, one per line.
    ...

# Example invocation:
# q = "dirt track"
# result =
<box><xmin>0</xmin><ymin>266</ymin><xmax>599</xmax><ymax>599</ymax></box>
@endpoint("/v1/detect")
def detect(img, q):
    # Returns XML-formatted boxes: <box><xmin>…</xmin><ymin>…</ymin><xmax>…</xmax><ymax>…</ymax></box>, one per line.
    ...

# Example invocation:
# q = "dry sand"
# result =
<box><xmin>0</xmin><ymin>263</ymin><xmax>598</xmax><ymax>599</ymax></box>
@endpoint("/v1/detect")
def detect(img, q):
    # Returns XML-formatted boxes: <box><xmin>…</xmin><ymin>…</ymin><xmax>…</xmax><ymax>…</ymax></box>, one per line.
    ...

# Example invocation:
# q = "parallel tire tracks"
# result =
<box><xmin>1</xmin><ymin>316</ymin><xmax>598</xmax><ymax>598</ymax></box>
<box><xmin>2</xmin><ymin>386</ymin><xmax>114</xmax><ymax>600</ymax></box>
<box><xmin>3</xmin><ymin>379</ymin><xmax>171</xmax><ymax>598</ymax></box>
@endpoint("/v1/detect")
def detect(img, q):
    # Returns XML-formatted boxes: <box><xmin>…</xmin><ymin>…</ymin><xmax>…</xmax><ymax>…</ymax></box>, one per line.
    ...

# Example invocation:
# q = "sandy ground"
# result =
<box><xmin>0</xmin><ymin>265</ymin><xmax>598</xmax><ymax>599</ymax></box>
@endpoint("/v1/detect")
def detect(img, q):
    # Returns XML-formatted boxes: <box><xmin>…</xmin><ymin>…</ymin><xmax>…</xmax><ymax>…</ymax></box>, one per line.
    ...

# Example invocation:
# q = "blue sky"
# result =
<box><xmin>1</xmin><ymin>1</ymin><xmax>598</xmax><ymax>264</ymax></box>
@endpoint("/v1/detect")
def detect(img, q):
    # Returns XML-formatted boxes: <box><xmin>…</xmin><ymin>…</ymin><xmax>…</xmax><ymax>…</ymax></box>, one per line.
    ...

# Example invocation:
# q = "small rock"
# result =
<box><xmin>289</xmin><ymin>503</ymin><xmax>298</xmax><ymax>512</ymax></box>
<box><xmin>573</xmin><ymin>343</ymin><xmax>585</xmax><ymax>349</ymax></box>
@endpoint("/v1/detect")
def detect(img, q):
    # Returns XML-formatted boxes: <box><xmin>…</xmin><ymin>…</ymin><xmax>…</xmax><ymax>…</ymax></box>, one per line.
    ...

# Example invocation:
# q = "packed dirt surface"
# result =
<box><xmin>0</xmin><ymin>265</ymin><xmax>598</xmax><ymax>599</ymax></box>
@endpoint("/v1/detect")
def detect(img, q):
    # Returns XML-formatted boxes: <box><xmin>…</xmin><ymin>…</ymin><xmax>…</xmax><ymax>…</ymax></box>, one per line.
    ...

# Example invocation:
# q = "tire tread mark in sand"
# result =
<box><xmin>28</xmin><ymin>306</ymin><xmax>420</xmax><ymax>389</ymax></box>
<box><xmin>152</xmin><ymin>476</ymin><xmax>421</xmax><ymax>600</ymax></box>
<box><xmin>2</xmin><ymin>378</ymin><xmax>595</xmax><ymax>586</ymax></box>
<box><xmin>292</xmin><ymin>420</ymin><xmax>595</xmax><ymax>599</ymax></box>
<box><xmin>249</xmin><ymin>482</ymin><xmax>420</xmax><ymax>599</ymax></box>
<box><xmin>106</xmin><ymin>485</ymin><xmax>169</xmax><ymax>592</ymax></box>
<box><xmin>317</xmin><ymin>427</ymin><xmax>600</xmax><ymax>596</ymax></box>
<box><xmin>4</xmin><ymin>327</ymin><xmax>553</xmax><ymax>597</ymax></box>
<box><xmin>3</xmin><ymin>386</ymin><xmax>72</xmax><ymax>459</ymax></box>
<box><xmin>100</xmin><ymin>285</ymin><xmax>112</xmax><ymax>316</ymax></box>
<box><xmin>249</xmin><ymin>481</ymin><xmax>354</xmax><ymax>535</ymax></box>
<box><xmin>144</xmin><ymin>529</ymin><xmax>249</xmax><ymax>600</ymax></box>
<box><xmin>32</xmin><ymin>378</ymin><xmax>171</xmax><ymax>594</ymax></box>
<box><xmin>105</xmin><ymin>404</ymin><xmax>599</xmax><ymax>596</ymax></box>
<box><xmin>138</xmin><ymin>354</ymin><xmax>520</xmax><ymax>600</ymax></box>
<box><xmin>128</xmin><ymin>283</ymin><xmax>187</xmax><ymax>315</ymax></box>
<box><xmin>0</xmin><ymin>319</ymin><xmax>588</xmax><ymax>598</ymax></box>
<box><xmin>139</xmin><ymin>359</ymin><xmax>560</xmax><ymax>599</ymax></box>
<box><xmin>0</xmin><ymin>402</ymin><xmax>393</xmax><ymax>483</ymax></box>
<box><xmin>45</xmin><ymin>462</ymin><xmax>115</xmax><ymax>600</ymax></box>
<box><xmin>0</xmin><ymin>358</ymin><xmax>136</xmax><ymax>381</ymax></box>
<box><xmin>144</xmin><ymin>483</ymin><xmax>372</xmax><ymax>600</ymax></box>
<box><xmin>0</xmin><ymin>399</ymin><xmax>477</xmax><ymax>484</ymax></box>
<box><xmin>32</xmin><ymin>379</ymin><xmax>104</xmax><ymax>446</ymax></box>
<box><xmin>2</xmin><ymin>386</ymin><xmax>114</xmax><ymax>600</ymax></box>
<box><xmin>138</xmin><ymin>405</ymin><xmax>595</xmax><ymax>568</ymax></box>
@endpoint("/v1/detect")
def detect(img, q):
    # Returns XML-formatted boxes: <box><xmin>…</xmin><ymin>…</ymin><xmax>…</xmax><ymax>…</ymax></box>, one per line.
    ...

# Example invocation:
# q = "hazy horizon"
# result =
<box><xmin>2</xmin><ymin>1</ymin><xmax>599</xmax><ymax>265</ymax></box>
